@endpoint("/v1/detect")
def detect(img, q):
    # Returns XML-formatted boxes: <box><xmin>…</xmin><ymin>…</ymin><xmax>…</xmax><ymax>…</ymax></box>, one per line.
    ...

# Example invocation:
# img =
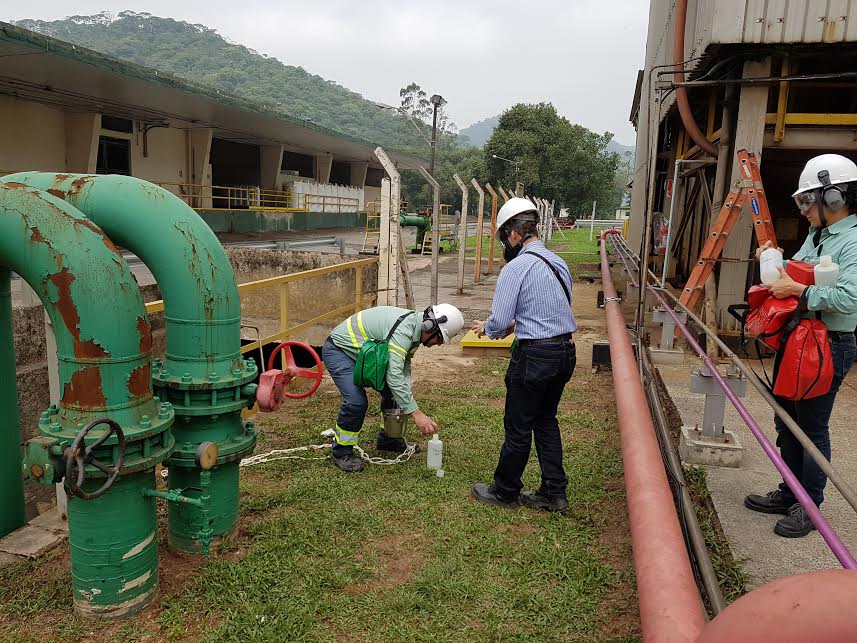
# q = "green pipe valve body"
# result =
<box><xmin>0</xmin><ymin>182</ymin><xmax>174</xmax><ymax>618</ymax></box>
<box><xmin>7</xmin><ymin>174</ymin><xmax>258</xmax><ymax>552</ymax></box>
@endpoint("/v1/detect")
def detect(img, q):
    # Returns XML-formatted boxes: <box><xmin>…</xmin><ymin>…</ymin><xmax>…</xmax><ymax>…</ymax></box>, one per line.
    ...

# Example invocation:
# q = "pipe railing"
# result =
<box><xmin>605</xmin><ymin>230</ymin><xmax>857</xmax><ymax>569</ymax></box>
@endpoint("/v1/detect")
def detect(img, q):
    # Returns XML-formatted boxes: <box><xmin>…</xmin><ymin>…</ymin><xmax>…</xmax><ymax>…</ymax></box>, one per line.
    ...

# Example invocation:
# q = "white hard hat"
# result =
<box><xmin>496</xmin><ymin>197</ymin><xmax>539</xmax><ymax>241</ymax></box>
<box><xmin>430</xmin><ymin>303</ymin><xmax>464</xmax><ymax>343</ymax></box>
<box><xmin>792</xmin><ymin>154</ymin><xmax>857</xmax><ymax>197</ymax></box>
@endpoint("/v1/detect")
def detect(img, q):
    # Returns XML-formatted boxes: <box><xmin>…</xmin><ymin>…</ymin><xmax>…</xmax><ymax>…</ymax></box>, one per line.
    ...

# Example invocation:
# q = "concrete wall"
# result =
<box><xmin>131</xmin><ymin>126</ymin><xmax>188</xmax><ymax>186</ymax></box>
<box><xmin>0</xmin><ymin>96</ymin><xmax>67</xmax><ymax>174</ymax></box>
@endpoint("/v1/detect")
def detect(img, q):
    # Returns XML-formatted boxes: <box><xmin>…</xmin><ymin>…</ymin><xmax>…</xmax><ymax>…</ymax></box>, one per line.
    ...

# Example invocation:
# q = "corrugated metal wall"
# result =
<box><xmin>702</xmin><ymin>0</ymin><xmax>857</xmax><ymax>46</ymax></box>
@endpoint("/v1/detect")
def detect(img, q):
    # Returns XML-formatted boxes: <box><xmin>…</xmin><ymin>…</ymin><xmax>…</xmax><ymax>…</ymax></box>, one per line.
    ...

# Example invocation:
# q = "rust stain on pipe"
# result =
<box><xmin>137</xmin><ymin>317</ymin><xmax>153</xmax><ymax>353</ymax></box>
<box><xmin>48</xmin><ymin>269</ymin><xmax>109</xmax><ymax>359</ymax></box>
<box><xmin>127</xmin><ymin>364</ymin><xmax>152</xmax><ymax>400</ymax></box>
<box><xmin>62</xmin><ymin>366</ymin><xmax>107</xmax><ymax>409</ymax></box>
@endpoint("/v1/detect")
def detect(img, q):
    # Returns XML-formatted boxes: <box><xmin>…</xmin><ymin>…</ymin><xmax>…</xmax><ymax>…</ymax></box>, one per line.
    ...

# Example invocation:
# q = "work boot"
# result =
<box><xmin>774</xmin><ymin>503</ymin><xmax>817</xmax><ymax>538</ymax></box>
<box><xmin>332</xmin><ymin>453</ymin><xmax>364</xmax><ymax>473</ymax></box>
<box><xmin>471</xmin><ymin>483</ymin><xmax>519</xmax><ymax>509</ymax></box>
<box><xmin>521</xmin><ymin>490</ymin><xmax>569</xmax><ymax>513</ymax></box>
<box><xmin>744</xmin><ymin>490</ymin><xmax>792</xmax><ymax>515</ymax></box>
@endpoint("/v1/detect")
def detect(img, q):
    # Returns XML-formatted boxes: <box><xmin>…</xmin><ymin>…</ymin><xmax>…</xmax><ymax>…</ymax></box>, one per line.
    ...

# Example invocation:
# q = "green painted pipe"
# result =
<box><xmin>0</xmin><ymin>182</ymin><xmax>168</xmax><ymax>616</ymax></box>
<box><xmin>399</xmin><ymin>214</ymin><xmax>431</xmax><ymax>235</ymax></box>
<box><xmin>7</xmin><ymin>174</ymin><xmax>257</xmax><ymax>552</ymax></box>
<box><xmin>5</xmin><ymin>173</ymin><xmax>242</xmax><ymax>379</ymax></box>
<box><xmin>69</xmin><ymin>470</ymin><xmax>158</xmax><ymax>618</ymax></box>
<box><xmin>0</xmin><ymin>183</ymin><xmax>153</xmax><ymax>428</ymax></box>
<box><xmin>0</xmin><ymin>269</ymin><xmax>25</xmax><ymax>537</ymax></box>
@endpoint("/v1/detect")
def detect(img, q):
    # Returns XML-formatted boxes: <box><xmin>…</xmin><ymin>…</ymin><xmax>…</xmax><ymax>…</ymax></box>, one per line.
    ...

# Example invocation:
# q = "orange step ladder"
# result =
<box><xmin>679</xmin><ymin>150</ymin><xmax>777</xmax><ymax>310</ymax></box>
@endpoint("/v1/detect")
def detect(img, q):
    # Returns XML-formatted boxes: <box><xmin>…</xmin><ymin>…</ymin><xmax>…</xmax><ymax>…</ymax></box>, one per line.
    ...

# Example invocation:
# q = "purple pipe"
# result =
<box><xmin>607</xmin><ymin>233</ymin><xmax>857</xmax><ymax>569</ymax></box>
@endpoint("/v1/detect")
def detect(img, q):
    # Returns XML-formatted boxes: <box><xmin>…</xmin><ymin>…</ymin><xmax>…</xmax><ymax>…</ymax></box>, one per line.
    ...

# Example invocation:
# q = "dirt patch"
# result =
<box><xmin>343</xmin><ymin>534</ymin><xmax>424</xmax><ymax>596</ymax></box>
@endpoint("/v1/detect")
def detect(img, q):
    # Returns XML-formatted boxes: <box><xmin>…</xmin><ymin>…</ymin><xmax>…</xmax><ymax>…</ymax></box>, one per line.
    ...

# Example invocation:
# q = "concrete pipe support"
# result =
<box><xmin>5</xmin><ymin>173</ymin><xmax>257</xmax><ymax>554</ymax></box>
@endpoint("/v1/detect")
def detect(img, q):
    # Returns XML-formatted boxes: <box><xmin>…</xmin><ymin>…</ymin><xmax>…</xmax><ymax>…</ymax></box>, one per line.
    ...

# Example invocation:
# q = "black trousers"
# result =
<box><xmin>493</xmin><ymin>339</ymin><xmax>576</xmax><ymax>499</ymax></box>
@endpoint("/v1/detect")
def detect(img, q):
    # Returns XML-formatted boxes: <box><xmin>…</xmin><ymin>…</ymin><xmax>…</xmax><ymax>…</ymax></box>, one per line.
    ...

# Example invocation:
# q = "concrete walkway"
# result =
<box><xmin>658</xmin><ymin>354</ymin><xmax>857</xmax><ymax>588</ymax></box>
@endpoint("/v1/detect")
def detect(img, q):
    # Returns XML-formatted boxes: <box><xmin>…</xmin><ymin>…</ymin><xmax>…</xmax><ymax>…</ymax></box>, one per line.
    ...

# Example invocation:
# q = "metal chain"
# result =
<box><xmin>353</xmin><ymin>443</ymin><xmax>417</xmax><ymax>465</ymax></box>
<box><xmin>240</xmin><ymin>429</ymin><xmax>417</xmax><ymax>468</ymax></box>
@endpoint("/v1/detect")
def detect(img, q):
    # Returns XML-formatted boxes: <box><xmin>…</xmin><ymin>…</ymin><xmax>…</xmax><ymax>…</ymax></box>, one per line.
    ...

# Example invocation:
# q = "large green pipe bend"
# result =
<box><xmin>0</xmin><ymin>182</ymin><xmax>157</xmax><ymax>428</ymax></box>
<box><xmin>5</xmin><ymin>173</ymin><xmax>246</xmax><ymax>383</ymax></box>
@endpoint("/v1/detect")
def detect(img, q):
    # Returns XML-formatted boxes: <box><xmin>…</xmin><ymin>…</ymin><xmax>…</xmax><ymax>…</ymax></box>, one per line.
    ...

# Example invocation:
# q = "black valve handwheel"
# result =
<box><xmin>64</xmin><ymin>418</ymin><xmax>126</xmax><ymax>500</ymax></box>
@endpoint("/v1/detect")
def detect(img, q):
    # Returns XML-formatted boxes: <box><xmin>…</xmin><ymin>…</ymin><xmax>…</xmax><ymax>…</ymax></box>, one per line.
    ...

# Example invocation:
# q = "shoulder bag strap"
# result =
<box><xmin>525</xmin><ymin>252</ymin><xmax>571</xmax><ymax>304</ymax></box>
<box><xmin>386</xmin><ymin>312</ymin><xmax>416</xmax><ymax>341</ymax></box>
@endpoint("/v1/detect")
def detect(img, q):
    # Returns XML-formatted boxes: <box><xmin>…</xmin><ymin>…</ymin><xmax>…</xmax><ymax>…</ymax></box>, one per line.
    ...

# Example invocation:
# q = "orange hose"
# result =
<box><xmin>674</xmin><ymin>0</ymin><xmax>718</xmax><ymax>157</ymax></box>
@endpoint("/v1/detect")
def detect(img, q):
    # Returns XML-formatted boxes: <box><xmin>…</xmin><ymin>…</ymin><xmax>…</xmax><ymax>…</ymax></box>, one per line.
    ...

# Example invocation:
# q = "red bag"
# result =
<box><xmin>773</xmin><ymin>319</ymin><xmax>833</xmax><ymax>401</ymax></box>
<box><xmin>744</xmin><ymin>287</ymin><xmax>799</xmax><ymax>352</ymax></box>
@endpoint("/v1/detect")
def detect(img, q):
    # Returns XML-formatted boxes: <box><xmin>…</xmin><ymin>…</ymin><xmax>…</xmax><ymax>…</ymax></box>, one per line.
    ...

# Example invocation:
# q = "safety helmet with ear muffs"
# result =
<box><xmin>421</xmin><ymin>304</ymin><xmax>464</xmax><ymax>344</ymax></box>
<box><xmin>793</xmin><ymin>154</ymin><xmax>857</xmax><ymax>225</ymax></box>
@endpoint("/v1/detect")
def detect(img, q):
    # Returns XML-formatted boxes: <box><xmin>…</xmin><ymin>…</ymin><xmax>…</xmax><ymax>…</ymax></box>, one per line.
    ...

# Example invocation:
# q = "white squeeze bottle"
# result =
<box><xmin>759</xmin><ymin>247</ymin><xmax>784</xmax><ymax>285</ymax></box>
<box><xmin>815</xmin><ymin>255</ymin><xmax>839</xmax><ymax>287</ymax></box>
<box><xmin>427</xmin><ymin>433</ymin><xmax>443</xmax><ymax>471</ymax></box>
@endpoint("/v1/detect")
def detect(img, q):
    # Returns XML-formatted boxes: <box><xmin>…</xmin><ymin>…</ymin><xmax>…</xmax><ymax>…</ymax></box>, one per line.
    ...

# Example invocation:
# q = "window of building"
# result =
<box><xmin>96</xmin><ymin>136</ymin><xmax>131</xmax><ymax>175</ymax></box>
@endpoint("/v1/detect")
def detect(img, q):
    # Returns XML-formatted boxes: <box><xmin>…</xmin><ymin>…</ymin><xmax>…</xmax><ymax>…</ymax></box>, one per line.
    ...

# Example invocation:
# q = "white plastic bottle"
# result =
<box><xmin>759</xmin><ymin>247</ymin><xmax>784</xmax><ymax>285</ymax></box>
<box><xmin>815</xmin><ymin>255</ymin><xmax>839</xmax><ymax>287</ymax></box>
<box><xmin>427</xmin><ymin>433</ymin><xmax>443</xmax><ymax>470</ymax></box>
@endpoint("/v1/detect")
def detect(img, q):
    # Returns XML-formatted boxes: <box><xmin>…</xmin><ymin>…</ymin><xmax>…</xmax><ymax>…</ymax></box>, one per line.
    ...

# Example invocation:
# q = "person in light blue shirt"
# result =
<box><xmin>470</xmin><ymin>198</ymin><xmax>577</xmax><ymax>512</ymax></box>
<box><xmin>745</xmin><ymin>154</ymin><xmax>857</xmax><ymax>538</ymax></box>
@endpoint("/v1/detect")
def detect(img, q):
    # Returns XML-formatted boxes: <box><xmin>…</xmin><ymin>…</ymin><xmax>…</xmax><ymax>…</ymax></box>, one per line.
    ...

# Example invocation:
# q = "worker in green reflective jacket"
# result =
<box><xmin>322</xmin><ymin>304</ymin><xmax>465</xmax><ymax>473</ymax></box>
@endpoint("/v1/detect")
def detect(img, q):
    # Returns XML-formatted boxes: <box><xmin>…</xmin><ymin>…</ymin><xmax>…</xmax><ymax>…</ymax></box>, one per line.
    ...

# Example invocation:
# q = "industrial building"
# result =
<box><xmin>628</xmin><ymin>2</ymin><xmax>857</xmax><ymax>334</ymax></box>
<box><xmin>0</xmin><ymin>22</ymin><xmax>423</xmax><ymax>232</ymax></box>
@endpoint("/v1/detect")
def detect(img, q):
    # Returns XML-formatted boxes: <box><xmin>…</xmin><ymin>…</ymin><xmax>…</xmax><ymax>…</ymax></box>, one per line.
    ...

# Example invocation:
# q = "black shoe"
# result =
<box><xmin>744</xmin><ymin>490</ymin><xmax>792</xmax><ymax>515</ymax></box>
<box><xmin>521</xmin><ymin>490</ymin><xmax>569</xmax><ymax>513</ymax></box>
<box><xmin>470</xmin><ymin>483</ymin><xmax>519</xmax><ymax>509</ymax></box>
<box><xmin>376</xmin><ymin>438</ymin><xmax>421</xmax><ymax>455</ymax></box>
<box><xmin>332</xmin><ymin>453</ymin><xmax>364</xmax><ymax>473</ymax></box>
<box><xmin>774</xmin><ymin>503</ymin><xmax>817</xmax><ymax>538</ymax></box>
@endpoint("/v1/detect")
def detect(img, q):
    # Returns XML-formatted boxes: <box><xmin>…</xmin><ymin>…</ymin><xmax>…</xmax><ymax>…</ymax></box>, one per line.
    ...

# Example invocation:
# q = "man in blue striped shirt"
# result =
<box><xmin>470</xmin><ymin>198</ymin><xmax>577</xmax><ymax>512</ymax></box>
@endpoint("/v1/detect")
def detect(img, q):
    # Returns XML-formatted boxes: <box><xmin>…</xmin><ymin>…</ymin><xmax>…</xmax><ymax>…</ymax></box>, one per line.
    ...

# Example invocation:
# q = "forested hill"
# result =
<box><xmin>13</xmin><ymin>11</ymin><xmax>421</xmax><ymax>149</ymax></box>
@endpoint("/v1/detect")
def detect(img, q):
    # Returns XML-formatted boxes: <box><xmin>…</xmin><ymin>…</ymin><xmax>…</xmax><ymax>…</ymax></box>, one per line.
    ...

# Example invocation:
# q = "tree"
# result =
<box><xmin>483</xmin><ymin>103</ymin><xmax>620</xmax><ymax>217</ymax></box>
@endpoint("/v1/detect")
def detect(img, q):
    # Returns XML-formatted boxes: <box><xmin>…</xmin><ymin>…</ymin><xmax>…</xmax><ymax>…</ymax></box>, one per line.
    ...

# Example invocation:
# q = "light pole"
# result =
<box><xmin>429</xmin><ymin>94</ymin><xmax>445</xmax><ymax>176</ymax></box>
<box><xmin>491</xmin><ymin>154</ymin><xmax>521</xmax><ymax>188</ymax></box>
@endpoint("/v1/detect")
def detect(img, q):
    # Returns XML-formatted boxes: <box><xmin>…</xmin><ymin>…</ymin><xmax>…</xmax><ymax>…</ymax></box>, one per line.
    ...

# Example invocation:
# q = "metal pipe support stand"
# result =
<box><xmin>679</xmin><ymin>364</ymin><xmax>747</xmax><ymax>468</ymax></box>
<box><xmin>650</xmin><ymin>306</ymin><xmax>687</xmax><ymax>365</ymax></box>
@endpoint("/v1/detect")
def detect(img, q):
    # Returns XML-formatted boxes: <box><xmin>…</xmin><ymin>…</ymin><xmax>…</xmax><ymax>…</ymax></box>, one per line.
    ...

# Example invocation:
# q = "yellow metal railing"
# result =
<box><xmin>154</xmin><ymin>181</ymin><xmax>309</xmax><ymax>213</ymax></box>
<box><xmin>145</xmin><ymin>257</ymin><xmax>378</xmax><ymax>354</ymax></box>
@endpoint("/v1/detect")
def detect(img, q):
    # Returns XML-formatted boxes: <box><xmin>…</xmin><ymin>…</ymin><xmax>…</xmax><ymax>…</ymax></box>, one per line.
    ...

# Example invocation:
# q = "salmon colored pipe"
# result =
<box><xmin>674</xmin><ymin>0</ymin><xmax>718</xmax><ymax>157</ymax></box>
<box><xmin>599</xmin><ymin>240</ymin><xmax>706</xmax><ymax>642</ymax></box>
<box><xmin>699</xmin><ymin>570</ymin><xmax>857</xmax><ymax>641</ymax></box>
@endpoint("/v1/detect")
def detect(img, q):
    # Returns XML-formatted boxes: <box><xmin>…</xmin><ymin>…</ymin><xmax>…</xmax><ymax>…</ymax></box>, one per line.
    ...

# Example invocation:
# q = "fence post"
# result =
<box><xmin>453</xmin><ymin>174</ymin><xmax>469</xmax><ymax>295</ymax></box>
<box><xmin>354</xmin><ymin>266</ymin><xmax>363</xmax><ymax>313</ymax></box>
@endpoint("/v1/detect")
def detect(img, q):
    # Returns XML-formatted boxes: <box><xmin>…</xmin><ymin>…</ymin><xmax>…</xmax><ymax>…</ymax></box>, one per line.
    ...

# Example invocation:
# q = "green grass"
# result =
<box><xmin>0</xmin><ymin>361</ymin><xmax>639</xmax><ymax>642</ymax></box>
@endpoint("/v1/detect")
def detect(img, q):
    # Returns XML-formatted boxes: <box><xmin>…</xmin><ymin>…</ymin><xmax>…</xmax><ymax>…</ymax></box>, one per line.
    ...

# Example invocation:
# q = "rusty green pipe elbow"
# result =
<box><xmin>7</xmin><ymin>173</ymin><xmax>257</xmax><ymax>552</ymax></box>
<box><xmin>0</xmin><ymin>183</ymin><xmax>154</xmax><ymax>428</ymax></box>
<box><xmin>5</xmin><ymin>173</ymin><xmax>242</xmax><ymax>379</ymax></box>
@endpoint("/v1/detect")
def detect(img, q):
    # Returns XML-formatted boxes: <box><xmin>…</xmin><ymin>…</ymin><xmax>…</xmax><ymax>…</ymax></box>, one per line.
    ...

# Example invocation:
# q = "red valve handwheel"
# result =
<box><xmin>266</xmin><ymin>341</ymin><xmax>324</xmax><ymax>400</ymax></box>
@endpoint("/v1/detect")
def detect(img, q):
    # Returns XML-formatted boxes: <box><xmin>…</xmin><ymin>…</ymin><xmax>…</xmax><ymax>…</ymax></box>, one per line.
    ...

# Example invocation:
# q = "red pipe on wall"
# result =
<box><xmin>673</xmin><ymin>0</ymin><xmax>718</xmax><ymax>157</ymax></box>
<box><xmin>599</xmin><ymin>240</ymin><xmax>706</xmax><ymax>642</ymax></box>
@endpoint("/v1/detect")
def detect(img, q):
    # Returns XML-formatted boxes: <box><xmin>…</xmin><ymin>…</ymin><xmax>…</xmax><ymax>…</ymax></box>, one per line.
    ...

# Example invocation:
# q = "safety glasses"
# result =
<box><xmin>794</xmin><ymin>191</ymin><xmax>817</xmax><ymax>213</ymax></box>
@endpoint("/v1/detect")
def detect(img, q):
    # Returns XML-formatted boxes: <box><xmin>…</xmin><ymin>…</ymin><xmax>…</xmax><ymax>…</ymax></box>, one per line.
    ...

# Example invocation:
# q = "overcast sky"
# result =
<box><xmin>5</xmin><ymin>1</ymin><xmax>648</xmax><ymax>145</ymax></box>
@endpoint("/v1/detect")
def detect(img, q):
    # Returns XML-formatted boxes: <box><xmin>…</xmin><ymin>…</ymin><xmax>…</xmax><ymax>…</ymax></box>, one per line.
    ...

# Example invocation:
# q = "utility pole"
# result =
<box><xmin>429</xmin><ymin>94</ymin><xmax>445</xmax><ymax>177</ymax></box>
<box><xmin>418</xmin><ymin>167</ymin><xmax>441</xmax><ymax>305</ymax></box>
